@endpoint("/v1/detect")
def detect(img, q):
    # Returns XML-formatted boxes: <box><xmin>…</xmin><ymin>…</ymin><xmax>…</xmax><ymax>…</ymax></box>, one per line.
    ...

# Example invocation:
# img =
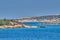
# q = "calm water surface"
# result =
<box><xmin>0</xmin><ymin>22</ymin><xmax>60</xmax><ymax>40</ymax></box>
<box><xmin>22</xmin><ymin>22</ymin><xmax>60</xmax><ymax>28</ymax></box>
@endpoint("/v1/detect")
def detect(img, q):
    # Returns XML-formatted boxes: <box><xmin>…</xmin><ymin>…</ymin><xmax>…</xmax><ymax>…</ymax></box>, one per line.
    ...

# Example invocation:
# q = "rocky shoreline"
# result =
<box><xmin>0</xmin><ymin>14</ymin><xmax>60</xmax><ymax>28</ymax></box>
<box><xmin>0</xmin><ymin>20</ymin><xmax>25</xmax><ymax>28</ymax></box>
<box><xmin>0</xmin><ymin>25</ymin><xmax>24</xmax><ymax>29</ymax></box>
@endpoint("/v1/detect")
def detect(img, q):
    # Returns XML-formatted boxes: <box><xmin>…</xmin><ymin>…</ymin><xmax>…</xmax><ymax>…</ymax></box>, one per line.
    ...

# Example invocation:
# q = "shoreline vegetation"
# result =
<box><xmin>0</xmin><ymin>19</ymin><xmax>47</xmax><ymax>28</ymax></box>
<box><xmin>0</xmin><ymin>19</ymin><xmax>25</xmax><ymax>28</ymax></box>
<box><xmin>0</xmin><ymin>14</ymin><xmax>60</xmax><ymax>28</ymax></box>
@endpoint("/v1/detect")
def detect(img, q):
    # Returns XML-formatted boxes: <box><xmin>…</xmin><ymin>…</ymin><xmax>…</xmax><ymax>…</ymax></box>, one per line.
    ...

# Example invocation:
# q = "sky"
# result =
<box><xmin>0</xmin><ymin>0</ymin><xmax>60</xmax><ymax>19</ymax></box>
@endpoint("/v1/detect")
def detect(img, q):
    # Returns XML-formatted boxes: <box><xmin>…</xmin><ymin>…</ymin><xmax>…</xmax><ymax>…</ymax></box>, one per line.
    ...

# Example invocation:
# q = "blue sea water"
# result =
<box><xmin>0</xmin><ymin>22</ymin><xmax>60</xmax><ymax>40</ymax></box>
<box><xmin>22</xmin><ymin>22</ymin><xmax>60</xmax><ymax>28</ymax></box>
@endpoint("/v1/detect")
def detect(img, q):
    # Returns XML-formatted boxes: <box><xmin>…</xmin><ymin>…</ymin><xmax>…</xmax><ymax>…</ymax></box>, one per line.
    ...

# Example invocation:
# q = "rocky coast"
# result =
<box><xmin>0</xmin><ymin>14</ymin><xmax>60</xmax><ymax>28</ymax></box>
<box><xmin>0</xmin><ymin>19</ymin><xmax>25</xmax><ymax>28</ymax></box>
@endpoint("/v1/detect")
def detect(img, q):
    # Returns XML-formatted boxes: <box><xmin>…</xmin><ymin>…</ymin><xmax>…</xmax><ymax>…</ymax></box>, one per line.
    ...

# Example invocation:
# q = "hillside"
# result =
<box><xmin>20</xmin><ymin>14</ymin><xmax>60</xmax><ymax>20</ymax></box>
<box><xmin>17</xmin><ymin>14</ymin><xmax>60</xmax><ymax>24</ymax></box>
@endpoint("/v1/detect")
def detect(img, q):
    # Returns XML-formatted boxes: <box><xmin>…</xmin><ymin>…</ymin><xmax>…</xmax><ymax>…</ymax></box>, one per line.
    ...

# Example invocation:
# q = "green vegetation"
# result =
<box><xmin>0</xmin><ymin>20</ymin><xmax>11</xmax><ymax>25</ymax></box>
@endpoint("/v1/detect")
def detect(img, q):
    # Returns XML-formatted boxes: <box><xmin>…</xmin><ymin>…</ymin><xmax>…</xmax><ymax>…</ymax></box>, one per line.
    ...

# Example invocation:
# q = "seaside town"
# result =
<box><xmin>0</xmin><ymin>14</ymin><xmax>60</xmax><ymax>28</ymax></box>
<box><xmin>17</xmin><ymin>14</ymin><xmax>60</xmax><ymax>23</ymax></box>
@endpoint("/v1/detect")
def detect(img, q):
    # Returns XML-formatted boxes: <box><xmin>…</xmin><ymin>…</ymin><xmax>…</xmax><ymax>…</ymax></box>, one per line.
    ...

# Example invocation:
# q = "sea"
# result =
<box><xmin>0</xmin><ymin>22</ymin><xmax>60</xmax><ymax>40</ymax></box>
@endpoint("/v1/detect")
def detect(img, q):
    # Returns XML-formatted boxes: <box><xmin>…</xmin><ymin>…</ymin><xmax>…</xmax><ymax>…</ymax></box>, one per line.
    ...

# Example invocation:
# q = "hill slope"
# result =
<box><xmin>17</xmin><ymin>14</ymin><xmax>60</xmax><ymax>24</ymax></box>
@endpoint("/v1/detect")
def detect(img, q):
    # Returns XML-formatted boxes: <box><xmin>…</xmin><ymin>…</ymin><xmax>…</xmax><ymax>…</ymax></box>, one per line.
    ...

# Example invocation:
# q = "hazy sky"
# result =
<box><xmin>0</xmin><ymin>0</ymin><xmax>60</xmax><ymax>19</ymax></box>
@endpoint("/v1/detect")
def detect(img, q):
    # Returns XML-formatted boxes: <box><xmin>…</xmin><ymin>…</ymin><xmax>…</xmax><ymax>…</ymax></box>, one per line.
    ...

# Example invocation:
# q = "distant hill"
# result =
<box><xmin>16</xmin><ymin>14</ymin><xmax>60</xmax><ymax>24</ymax></box>
<box><xmin>19</xmin><ymin>14</ymin><xmax>60</xmax><ymax>20</ymax></box>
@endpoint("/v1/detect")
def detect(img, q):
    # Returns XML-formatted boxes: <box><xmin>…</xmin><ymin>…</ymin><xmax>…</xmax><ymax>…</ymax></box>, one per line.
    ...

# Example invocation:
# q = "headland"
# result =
<box><xmin>0</xmin><ymin>14</ymin><xmax>60</xmax><ymax>28</ymax></box>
